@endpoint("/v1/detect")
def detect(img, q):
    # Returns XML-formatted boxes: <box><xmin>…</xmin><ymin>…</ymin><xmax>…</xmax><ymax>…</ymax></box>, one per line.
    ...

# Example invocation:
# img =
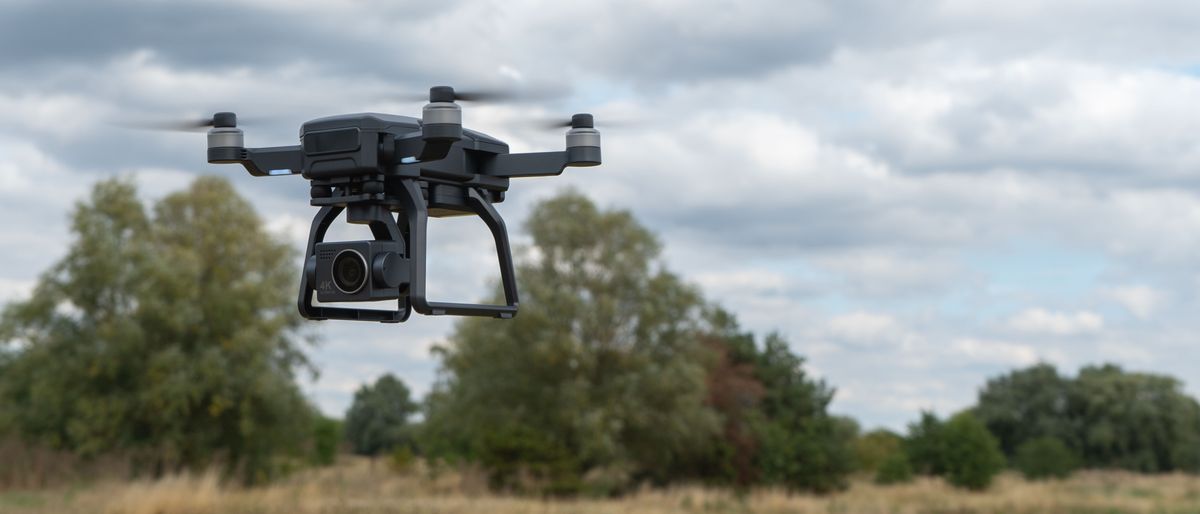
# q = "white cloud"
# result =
<box><xmin>0</xmin><ymin>277</ymin><xmax>35</xmax><ymax>304</ymax></box>
<box><xmin>1104</xmin><ymin>285</ymin><xmax>1163</xmax><ymax>320</ymax></box>
<box><xmin>827</xmin><ymin>312</ymin><xmax>901</xmax><ymax>345</ymax></box>
<box><xmin>1008</xmin><ymin>308</ymin><xmax>1104</xmax><ymax>336</ymax></box>
<box><xmin>952</xmin><ymin>338</ymin><xmax>1039</xmax><ymax>367</ymax></box>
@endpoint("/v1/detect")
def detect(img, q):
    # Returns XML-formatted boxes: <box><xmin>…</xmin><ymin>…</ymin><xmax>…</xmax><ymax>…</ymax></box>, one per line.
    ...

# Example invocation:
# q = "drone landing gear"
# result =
<box><xmin>297</xmin><ymin>180</ymin><xmax>520</xmax><ymax>323</ymax></box>
<box><xmin>397</xmin><ymin>180</ymin><xmax>519</xmax><ymax>318</ymax></box>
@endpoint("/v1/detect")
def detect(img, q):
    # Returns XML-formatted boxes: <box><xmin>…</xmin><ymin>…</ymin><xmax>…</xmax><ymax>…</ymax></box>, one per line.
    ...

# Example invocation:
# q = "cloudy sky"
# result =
<box><xmin>4</xmin><ymin>0</ymin><xmax>1200</xmax><ymax>431</ymax></box>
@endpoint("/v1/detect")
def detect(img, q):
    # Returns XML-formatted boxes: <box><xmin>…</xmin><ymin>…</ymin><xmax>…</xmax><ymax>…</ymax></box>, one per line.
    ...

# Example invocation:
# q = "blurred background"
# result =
<box><xmin>4</xmin><ymin>0</ymin><xmax>1199</xmax><ymax>432</ymax></box>
<box><xmin>3</xmin><ymin>0</ymin><xmax>1200</xmax><ymax>509</ymax></box>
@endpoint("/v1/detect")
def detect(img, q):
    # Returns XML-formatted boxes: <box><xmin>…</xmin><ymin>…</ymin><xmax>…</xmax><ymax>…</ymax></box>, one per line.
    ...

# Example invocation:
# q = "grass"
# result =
<box><xmin>3</xmin><ymin>458</ymin><xmax>1200</xmax><ymax>514</ymax></box>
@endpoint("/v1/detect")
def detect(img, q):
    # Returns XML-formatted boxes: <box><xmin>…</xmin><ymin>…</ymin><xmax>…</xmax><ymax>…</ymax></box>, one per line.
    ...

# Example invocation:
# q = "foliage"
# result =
<box><xmin>904</xmin><ymin>411</ymin><xmax>947</xmax><ymax>476</ymax></box>
<box><xmin>751</xmin><ymin>333</ymin><xmax>857</xmax><ymax>493</ymax></box>
<box><xmin>874</xmin><ymin>451</ymin><xmax>914</xmax><ymax>485</ymax></box>
<box><xmin>343</xmin><ymin>373</ymin><xmax>418</xmax><ymax>457</ymax></box>
<box><xmin>973</xmin><ymin>363</ymin><xmax>1073</xmax><ymax>457</ymax></box>
<box><xmin>309</xmin><ymin>417</ymin><xmax>341</xmax><ymax>467</ymax></box>
<box><xmin>423</xmin><ymin>191</ymin><xmax>718</xmax><ymax>495</ymax></box>
<box><xmin>939</xmin><ymin>412</ymin><xmax>1006</xmax><ymax>491</ymax></box>
<box><xmin>1070</xmin><ymin>365</ymin><xmax>1200</xmax><ymax>472</ymax></box>
<box><xmin>1015</xmin><ymin>436</ymin><xmax>1078</xmax><ymax>480</ymax></box>
<box><xmin>901</xmin><ymin>411</ymin><xmax>1004</xmax><ymax>490</ymax></box>
<box><xmin>0</xmin><ymin>177</ymin><xmax>312</xmax><ymax>484</ymax></box>
<box><xmin>975</xmin><ymin>363</ymin><xmax>1200</xmax><ymax>473</ymax></box>
<box><xmin>855</xmin><ymin>429</ymin><xmax>904</xmax><ymax>473</ymax></box>
<box><xmin>388</xmin><ymin>446</ymin><xmax>415</xmax><ymax>474</ymax></box>
<box><xmin>422</xmin><ymin>191</ymin><xmax>853</xmax><ymax>495</ymax></box>
<box><xmin>693</xmin><ymin>318</ymin><xmax>764</xmax><ymax>487</ymax></box>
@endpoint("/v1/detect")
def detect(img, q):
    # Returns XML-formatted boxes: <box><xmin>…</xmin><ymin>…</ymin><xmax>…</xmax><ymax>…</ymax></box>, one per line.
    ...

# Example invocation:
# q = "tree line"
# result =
<box><xmin>2</xmin><ymin>177</ymin><xmax>1198</xmax><ymax>492</ymax></box>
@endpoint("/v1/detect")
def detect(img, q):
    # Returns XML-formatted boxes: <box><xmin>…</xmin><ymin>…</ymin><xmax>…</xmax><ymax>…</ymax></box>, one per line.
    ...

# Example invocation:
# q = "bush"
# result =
<box><xmin>474</xmin><ymin>425</ymin><xmax>580</xmax><ymax>495</ymax></box>
<box><xmin>310</xmin><ymin>417</ymin><xmax>341</xmax><ymax>467</ymax></box>
<box><xmin>1015</xmin><ymin>437</ymin><xmax>1078</xmax><ymax>480</ymax></box>
<box><xmin>874</xmin><ymin>451</ymin><xmax>914</xmax><ymax>485</ymax></box>
<box><xmin>904</xmin><ymin>412</ymin><xmax>947</xmax><ymax>476</ymax></box>
<box><xmin>940</xmin><ymin>413</ymin><xmax>1006</xmax><ymax>490</ymax></box>
<box><xmin>856</xmin><ymin>429</ymin><xmax>904</xmax><ymax>473</ymax></box>
<box><xmin>389</xmin><ymin>446</ymin><xmax>416</xmax><ymax>474</ymax></box>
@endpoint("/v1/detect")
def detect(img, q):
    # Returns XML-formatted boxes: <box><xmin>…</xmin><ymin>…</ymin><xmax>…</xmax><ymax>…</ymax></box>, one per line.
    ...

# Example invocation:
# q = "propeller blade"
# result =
<box><xmin>524</xmin><ymin>114</ymin><xmax>639</xmax><ymax>131</ymax></box>
<box><xmin>113</xmin><ymin>112</ymin><xmax>270</xmax><ymax>132</ymax></box>
<box><xmin>393</xmin><ymin>85</ymin><xmax>570</xmax><ymax>104</ymax></box>
<box><xmin>116</xmin><ymin>117</ymin><xmax>215</xmax><ymax>132</ymax></box>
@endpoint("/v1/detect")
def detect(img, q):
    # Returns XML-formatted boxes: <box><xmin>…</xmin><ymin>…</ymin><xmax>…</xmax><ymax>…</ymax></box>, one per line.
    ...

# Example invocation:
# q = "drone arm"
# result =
<box><xmin>209</xmin><ymin>145</ymin><xmax>303</xmax><ymax>177</ymax></box>
<box><xmin>485</xmin><ymin>151</ymin><xmax>594</xmax><ymax>178</ymax></box>
<box><xmin>484</xmin><ymin>151</ymin><xmax>567</xmax><ymax>177</ymax></box>
<box><xmin>242</xmin><ymin>146</ymin><xmax>303</xmax><ymax>176</ymax></box>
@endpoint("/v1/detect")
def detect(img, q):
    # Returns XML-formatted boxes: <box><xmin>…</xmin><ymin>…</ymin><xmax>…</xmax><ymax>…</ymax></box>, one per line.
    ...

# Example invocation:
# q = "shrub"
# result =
<box><xmin>389</xmin><ymin>446</ymin><xmax>416</xmax><ymax>474</ymax></box>
<box><xmin>1015</xmin><ymin>437</ymin><xmax>1078</xmax><ymax>480</ymax></box>
<box><xmin>940</xmin><ymin>412</ymin><xmax>1006</xmax><ymax>490</ymax></box>
<box><xmin>904</xmin><ymin>412</ymin><xmax>947</xmax><ymax>476</ymax></box>
<box><xmin>856</xmin><ymin>429</ymin><xmax>904</xmax><ymax>473</ymax></box>
<box><xmin>310</xmin><ymin>417</ymin><xmax>341</xmax><ymax>467</ymax></box>
<box><xmin>874</xmin><ymin>451</ymin><xmax>914</xmax><ymax>485</ymax></box>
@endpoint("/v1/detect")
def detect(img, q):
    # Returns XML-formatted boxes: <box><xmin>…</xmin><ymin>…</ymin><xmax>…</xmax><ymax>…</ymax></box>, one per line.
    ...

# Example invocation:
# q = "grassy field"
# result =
<box><xmin>3</xmin><ymin>458</ymin><xmax>1200</xmax><ymax>514</ymax></box>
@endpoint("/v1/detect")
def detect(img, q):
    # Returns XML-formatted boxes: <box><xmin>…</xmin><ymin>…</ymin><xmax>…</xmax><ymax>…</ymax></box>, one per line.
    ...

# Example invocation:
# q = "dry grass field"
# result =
<box><xmin>3</xmin><ymin>457</ymin><xmax>1200</xmax><ymax>514</ymax></box>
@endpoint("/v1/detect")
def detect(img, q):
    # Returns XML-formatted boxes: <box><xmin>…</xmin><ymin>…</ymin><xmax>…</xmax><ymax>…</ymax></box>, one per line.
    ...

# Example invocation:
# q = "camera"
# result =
<box><xmin>309</xmin><ymin>240</ymin><xmax>408</xmax><ymax>303</ymax></box>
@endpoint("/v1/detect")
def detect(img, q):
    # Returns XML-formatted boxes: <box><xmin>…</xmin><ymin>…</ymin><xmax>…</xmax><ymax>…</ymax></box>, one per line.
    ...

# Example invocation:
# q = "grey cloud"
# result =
<box><xmin>0</xmin><ymin>0</ymin><xmax>462</xmax><ymax>81</ymax></box>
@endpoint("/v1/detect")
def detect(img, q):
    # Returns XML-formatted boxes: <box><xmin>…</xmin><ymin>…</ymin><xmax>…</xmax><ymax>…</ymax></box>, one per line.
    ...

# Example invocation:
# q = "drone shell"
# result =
<box><xmin>299</xmin><ymin>113</ymin><xmax>509</xmax><ymax>180</ymax></box>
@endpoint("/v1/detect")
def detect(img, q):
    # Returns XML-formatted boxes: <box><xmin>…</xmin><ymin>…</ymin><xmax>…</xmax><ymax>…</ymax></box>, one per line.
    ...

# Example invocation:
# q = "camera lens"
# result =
<box><xmin>332</xmin><ymin>249</ymin><xmax>368</xmax><ymax>294</ymax></box>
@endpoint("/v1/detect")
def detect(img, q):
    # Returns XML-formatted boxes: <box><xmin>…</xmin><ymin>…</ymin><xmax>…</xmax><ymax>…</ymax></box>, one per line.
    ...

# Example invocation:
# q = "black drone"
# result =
<box><xmin>201</xmin><ymin>86</ymin><xmax>601</xmax><ymax>323</ymax></box>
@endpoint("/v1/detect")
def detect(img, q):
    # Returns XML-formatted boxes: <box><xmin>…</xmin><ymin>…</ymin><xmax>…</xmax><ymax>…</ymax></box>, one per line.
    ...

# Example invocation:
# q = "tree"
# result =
<box><xmin>751</xmin><ymin>333</ymin><xmax>856</xmax><ymax>493</ymax></box>
<box><xmin>974</xmin><ymin>363</ymin><xmax>1200</xmax><ymax>473</ymax></box>
<box><xmin>874</xmin><ymin>451</ymin><xmax>914</xmax><ymax>485</ymax></box>
<box><xmin>343</xmin><ymin>373</ymin><xmax>418</xmax><ymax>457</ymax></box>
<box><xmin>973</xmin><ymin>363</ymin><xmax>1073</xmax><ymax>457</ymax></box>
<box><xmin>310</xmin><ymin>416</ymin><xmax>342</xmax><ymax>467</ymax></box>
<box><xmin>1015</xmin><ymin>436</ymin><xmax>1078</xmax><ymax>480</ymax></box>
<box><xmin>696</xmin><ymin>318</ymin><xmax>765</xmax><ymax>487</ymax></box>
<box><xmin>697</xmin><ymin>313</ymin><xmax>856</xmax><ymax>493</ymax></box>
<box><xmin>939</xmin><ymin>412</ymin><xmax>1005</xmax><ymax>490</ymax></box>
<box><xmin>423</xmin><ymin>191</ymin><xmax>855</xmax><ymax>495</ymax></box>
<box><xmin>855</xmin><ymin>429</ymin><xmax>905</xmax><ymax>474</ymax></box>
<box><xmin>1068</xmin><ymin>364</ymin><xmax>1200</xmax><ymax>472</ymax></box>
<box><xmin>423</xmin><ymin>191</ymin><xmax>719</xmax><ymax>494</ymax></box>
<box><xmin>0</xmin><ymin>177</ymin><xmax>312</xmax><ymax>484</ymax></box>
<box><xmin>904</xmin><ymin>411</ymin><xmax>947</xmax><ymax>476</ymax></box>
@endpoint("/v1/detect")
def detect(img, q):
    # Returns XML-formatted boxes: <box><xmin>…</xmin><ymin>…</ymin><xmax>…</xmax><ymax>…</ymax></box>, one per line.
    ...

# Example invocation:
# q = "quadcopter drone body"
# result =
<box><xmin>206</xmin><ymin>86</ymin><xmax>601</xmax><ymax>323</ymax></box>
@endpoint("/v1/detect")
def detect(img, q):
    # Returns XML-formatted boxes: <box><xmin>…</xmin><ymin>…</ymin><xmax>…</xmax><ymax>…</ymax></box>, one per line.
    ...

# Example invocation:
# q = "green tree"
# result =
<box><xmin>343</xmin><ymin>373</ymin><xmax>418</xmax><ymax>457</ymax></box>
<box><xmin>0</xmin><ymin>177</ymin><xmax>312</xmax><ymax>484</ymax></box>
<box><xmin>1068</xmin><ymin>364</ymin><xmax>1200</xmax><ymax>472</ymax></box>
<box><xmin>874</xmin><ymin>451</ymin><xmax>914</xmax><ymax>485</ymax></box>
<box><xmin>940</xmin><ymin>412</ymin><xmax>1005</xmax><ymax>490</ymax></box>
<box><xmin>1015</xmin><ymin>436</ymin><xmax>1078</xmax><ymax>480</ymax></box>
<box><xmin>974</xmin><ymin>363</ymin><xmax>1200</xmax><ymax>473</ymax></box>
<box><xmin>751</xmin><ymin>333</ymin><xmax>856</xmax><ymax>493</ymax></box>
<box><xmin>973</xmin><ymin>363</ymin><xmax>1073</xmax><ymax>457</ymax></box>
<box><xmin>309</xmin><ymin>416</ymin><xmax>341</xmax><ymax>467</ymax></box>
<box><xmin>855</xmin><ymin>429</ymin><xmax>904</xmax><ymax>474</ymax></box>
<box><xmin>904</xmin><ymin>411</ymin><xmax>947</xmax><ymax>476</ymax></box>
<box><xmin>423</xmin><ymin>191</ymin><xmax>719</xmax><ymax>494</ymax></box>
<box><xmin>687</xmin><ymin>311</ymin><xmax>857</xmax><ymax>493</ymax></box>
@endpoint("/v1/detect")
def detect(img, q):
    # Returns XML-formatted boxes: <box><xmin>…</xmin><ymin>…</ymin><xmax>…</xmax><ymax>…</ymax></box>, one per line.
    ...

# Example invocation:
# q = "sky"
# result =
<box><xmin>3</xmin><ymin>0</ymin><xmax>1200</xmax><ymax>431</ymax></box>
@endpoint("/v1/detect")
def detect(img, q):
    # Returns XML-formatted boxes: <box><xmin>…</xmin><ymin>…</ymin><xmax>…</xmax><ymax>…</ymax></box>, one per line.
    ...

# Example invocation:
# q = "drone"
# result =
<box><xmin>197</xmin><ymin>86</ymin><xmax>601</xmax><ymax>323</ymax></box>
